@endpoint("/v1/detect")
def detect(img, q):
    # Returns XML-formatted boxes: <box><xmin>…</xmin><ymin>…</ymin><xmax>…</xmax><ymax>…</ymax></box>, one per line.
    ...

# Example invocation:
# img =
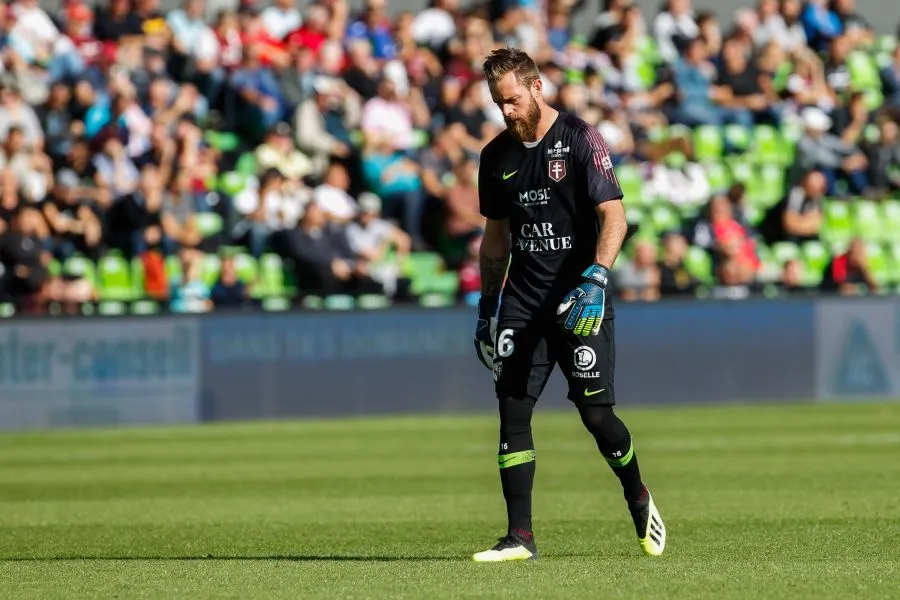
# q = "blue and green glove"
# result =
<box><xmin>556</xmin><ymin>264</ymin><xmax>609</xmax><ymax>336</ymax></box>
<box><xmin>474</xmin><ymin>295</ymin><xmax>499</xmax><ymax>370</ymax></box>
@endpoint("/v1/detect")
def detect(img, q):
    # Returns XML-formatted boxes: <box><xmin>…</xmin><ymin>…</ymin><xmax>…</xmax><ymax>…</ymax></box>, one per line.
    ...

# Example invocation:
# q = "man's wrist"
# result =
<box><xmin>478</xmin><ymin>294</ymin><xmax>499</xmax><ymax>317</ymax></box>
<box><xmin>582</xmin><ymin>264</ymin><xmax>610</xmax><ymax>288</ymax></box>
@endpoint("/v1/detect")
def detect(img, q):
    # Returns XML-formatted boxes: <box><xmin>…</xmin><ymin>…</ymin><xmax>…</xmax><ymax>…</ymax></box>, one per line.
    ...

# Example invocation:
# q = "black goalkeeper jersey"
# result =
<box><xmin>478</xmin><ymin>112</ymin><xmax>624</xmax><ymax>326</ymax></box>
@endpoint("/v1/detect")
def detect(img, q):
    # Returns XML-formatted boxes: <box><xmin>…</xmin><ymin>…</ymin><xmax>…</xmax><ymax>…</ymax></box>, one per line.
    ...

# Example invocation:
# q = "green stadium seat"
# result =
<box><xmin>684</xmin><ymin>246</ymin><xmax>713</xmax><ymax>284</ymax></box>
<box><xmin>97</xmin><ymin>255</ymin><xmax>133</xmax><ymax>301</ymax></box>
<box><xmin>235</xmin><ymin>152</ymin><xmax>258</xmax><ymax>176</ymax></box>
<box><xmin>130</xmin><ymin>258</ymin><xmax>145</xmax><ymax>299</ymax></box>
<box><xmin>412</xmin><ymin>271</ymin><xmax>459</xmax><ymax>297</ymax></box>
<box><xmin>756</xmin><ymin>244</ymin><xmax>782</xmax><ymax>283</ymax></box>
<box><xmin>771</xmin><ymin>241</ymin><xmax>801</xmax><ymax>265</ymax></box>
<box><xmin>881</xmin><ymin>200</ymin><xmax>900</xmax><ymax>235</ymax></box>
<box><xmin>852</xmin><ymin>199</ymin><xmax>882</xmax><ymax>240</ymax></box>
<box><xmin>847</xmin><ymin>51</ymin><xmax>882</xmax><ymax>91</ymax></box>
<box><xmin>756</xmin><ymin>165</ymin><xmax>786</xmax><ymax>207</ymax></box>
<box><xmin>262</xmin><ymin>297</ymin><xmax>290</xmax><ymax>312</ymax></box>
<box><xmin>403</xmin><ymin>252</ymin><xmax>444</xmax><ymax>282</ymax></box>
<box><xmin>204</xmin><ymin>131</ymin><xmax>241</xmax><ymax>153</ymax></box>
<box><xmin>801</xmin><ymin>241</ymin><xmax>831</xmax><ymax>285</ymax></box>
<box><xmin>879</xmin><ymin>35</ymin><xmax>898</xmax><ymax>54</ymax></box>
<box><xmin>693</xmin><ymin>125</ymin><xmax>724</xmax><ymax>162</ymax></box>
<box><xmin>418</xmin><ymin>293</ymin><xmax>454</xmax><ymax>308</ymax></box>
<box><xmin>751</xmin><ymin>125</ymin><xmax>788</xmax><ymax>165</ymax></box>
<box><xmin>703</xmin><ymin>162</ymin><xmax>733</xmax><ymax>192</ymax></box>
<box><xmin>63</xmin><ymin>256</ymin><xmax>97</xmax><ymax>286</ymax></box>
<box><xmin>165</xmin><ymin>255</ymin><xmax>182</xmax><ymax>283</ymax></box>
<box><xmin>724</xmin><ymin>125</ymin><xmax>752</xmax><ymax>153</ymax></box>
<box><xmin>219</xmin><ymin>172</ymin><xmax>250</xmax><ymax>196</ymax></box>
<box><xmin>357</xmin><ymin>294</ymin><xmax>390</xmax><ymax>310</ymax></box>
<box><xmin>131</xmin><ymin>300</ymin><xmax>160</xmax><ymax>315</ymax></box>
<box><xmin>98</xmin><ymin>301</ymin><xmax>127</xmax><ymax>316</ymax></box>
<box><xmin>200</xmin><ymin>253</ymin><xmax>221</xmax><ymax>287</ymax></box>
<box><xmin>617</xmin><ymin>164</ymin><xmax>645</xmax><ymax>204</ymax></box>
<box><xmin>865</xmin><ymin>242</ymin><xmax>891</xmax><ymax>286</ymax></box>
<box><xmin>822</xmin><ymin>201</ymin><xmax>854</xmax><ymax>245</ymax></box>
<box><xmin>625</xmin><ymin>206</ymin><xmax>646</xmax><ymax>231</ymax></box>
<box><xmin>48</xmin><ymin>259</ymin><xmax>61</xmax><ymax>278</ymax></box>
<box><xmin>257</xmin><ymin>253</ymin><xmax>286</xmax><ymax>298</ymax></box>
<box><xmin>0</xmin><ymin>303</ymin><xmax>14</xmax><ymax>318</ymax></box>
<box><xmin>649</xmin><ymin>204</ymin><xmax>680</xmax><ymax>234</ymax></box>
<box><xmin>325</xmin><ymin>294</ymin><xmax>355</xmax><ymax>310</ymax></box>
<box><xmin>194</xmin><ymin>212</ymin><xmax>224</xmax><ymax>238</ymax></box>
<box><xmin>232</xmin><ymin>252</ymin><xmax>258</xmax><ymax>284</ymax></box>
<box><xmin>889</xmin><ymin>243</ymin><xmax>900</xmax><ymax>283</ymax></box>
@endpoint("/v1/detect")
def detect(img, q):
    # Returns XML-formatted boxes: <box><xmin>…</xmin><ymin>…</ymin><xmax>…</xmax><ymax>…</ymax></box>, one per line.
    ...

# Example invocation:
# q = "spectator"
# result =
<box><xmin>361</xmin><ymin>135</ymin><xmax>426</xmax><ymax>247</ymax></box>
<box><xmin>615</xmin><ymin>239</ymin><xmax>661</xmax><ymax>302</ymax></box>
<box><xmin>254</xmin><ymin>122</ymin><xmax>313</xmax><ymax>184</ymax></box>
<box><xmin>790</xmin><ymin>106</ymin><xmax>868</xmax><ymax>196</ymax></box>
<box><xmin>281</xmin><ymin>199</ymin><xmax>382</xmax><ymax>296</ymax></box>
<box><xmin>440</xmin><ymin>157</ymin><xmax>484</xmax><ymax>267</ymax></box>
<box><xmin>653</xmin><ymin>0</ymin><xmax>699</xmax><ymax>64</ymax></box>
<box><xmin>881</xmin><ymin>46</ymin><xmax>900</xmax><ymax>109</ymax></box>
<box><xmin>754</xmin><ymin>0</ymin><xmax>807</xmax><ymax>53</ymax></box>
<box><xmin>863</xmin><ymin>117</ymin><xmax>900</xmax><ymax>194</ymax></box>
<box><xmin>209</xmin><ymin>253</ymin><xmax>250</xmax><ymax>309</ymax></box>
<box><xmin>169</xmin><ymin>248</ymin><xmax>212</xmax><ymax>313</ymax></box>
<box><xmin>776</xmin><ymin>258</ymin><xmax>813</xmax><ymax>295</ymax></box>
<box><xmin>658</xmin><ymin>232</ymin><xmax>700</xmax><ymax>296</ymax></box>
<box><xmin>0</xmin><ymin>207</ymin><xmax>51</xmax><ymax>310</ymax></box>
<box><xmin>714</xmin><ymin>35</ymin><xmax>773</xmax><ymax>125</ymax></box>
<box><xmin>709</xmin><ymin>194</ymin><xmax>760</xmax><ymax>285</ymax></box>
<box><xmin>820</xmin><ymin>237</ymin><xmax>878</xmax><ymax>295</ymax></box>
<box><xmin>313</xmin><ymin>162</ymin><xmax>359</xmax><ymax>225</ymax></box>
<box><xmin>260</xmin><ymin>0</ymin><xmax>303</xmax><ymax>41</ymax></box>
<box><xmin>760</xmin><ymin>170</ymin><xmax>826</xmax><ymax>244</ymax></box>
<box><xmin>801</xmin><ymin>0</ymin><xmax>842</xmax><ymax>53</ymax></box>
<box><xmin>294</xmin><ymin>76</ymin><xmax>359</xmax><ymax>180</ymax></box>
<box><xmin>229</xmin><ymin>44</ymin><xmax>286</xmax><ymax>140</ymax></box>
<box><xmin>671</xmin><ymin>37</ymin><xmax>753</xmax><ymax>129</ymax></box>
<box><xmin>231</xmin><ymin>167</ymin><xmax>298</xmax><ymax>258</ymax></box>
<box><xmin>346</xmin><ymin>192</ymin><xmax>411</xmax><ymax>298</ymax></box>
<box><xmin>41</xmin><ymin>169</ymin><xmax>102</xmax><ymax>261</ymax></box>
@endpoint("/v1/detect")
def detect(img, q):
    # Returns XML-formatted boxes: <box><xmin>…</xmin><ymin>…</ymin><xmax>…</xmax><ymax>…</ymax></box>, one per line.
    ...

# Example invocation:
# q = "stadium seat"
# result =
<box><xmin>233</xmin><ymin>252</ymin><xmax>258</xmax><ymax>284</ymax></box>
<box><xmin>801</xmin><ymin>241</ymin><xmax>831</xmax><ymax>285</ymax></box>
<box><xmin>403</xmin><ymin>252</ymin><xmax>444</xmax><ymax>284</ymax></box>
<box><xmin>650</xmin><ymin>204</ymin><xmax>680</xmax><ymax>234</ymax></box>
<box><xmin>201</xmin><ymin>253</ymin><xmax>221</xmax><ymax>287</ymax></box>
<box><xmin>357</xmin><ymin>294</ymin><xmax>390</xmax><ymax>310</ymax></box>
<box><xmin>693</xmin><ymin>125</ymin><xmax>724</xmax><ymax>162</ymax></box>
<box><xmin>98</xmin><ymin>301</ymin><xmax>127</xmax><ymax>316</ymax></box>
<box><xmin>219</xmin><ymin>172</ymin><xmax>250</xmax><ymax>196</ymax></box>
<box><xmin>63</xmin><ymin>256</ymin><xmax>97</xmax><ymax>286</ymax></box>
<box><xmin>165</xmin><ymin>255</ymin><xmax>182</xmax><ymax>283</ymax></box>
<box><xmin>131</xmin><ymin>300</ymin><xmax>160</xmax><ymax>315</ymax></box>
<box><xmin>852</xmin><ymin>199</ymin><xmax>882</xmax><ymax>240</ymax></box>
<box><xmin>204</xmin><ymin>131</ymin><xmax>241</xmax><ymax>153</ymax></box>
<box><xmin>724</xmin><ymin>125</ymin><xmax>752</xmax><ymax>153</ymax></box>
<box><xmin>257</xmin><ymin>253</ymin><xmax>286</xmax><ymax>298</ymax></box>
<box><xmin>194</xmin><ymin>213</ymin><xmax>224</xmax><ymax>238</ymax></box>
<box><xmin>684</xmin><ymin>246</ymin><xmax>713</xmax><ymax>284</ymax></box>
<box><xmin>756</xmin><ymin>165</ymin><xmax>786</xmax><ymax>207</ymax></box>
<box><xmin>0</xmin><ymin>303</ymin><xmax>14</xmax><ymax>318</ymax></box>
<box><xmin>751</xmin><ymin>125</ymin><xmax>788</xmax><ymax>165</ymax></box>
<box><xmin>772</xmin><ymin>241</ymin><xmax>801</xmax><ymax>265</ymax></box>
<box><xmin>617</xmin><ymin>164</ymin><xmax>645</xmax><ymax>204</ymax></box>
<box><xmin>822</xmin><ymin>201</ymin><xmax>854</xmax><ymax>245</ymax></box>
<box><xmin>235</xmin><ymin>153</ymin><xmax>258</xmax><ymax>176</ymax></box>
<box><xmin>262</xmin><ymin>297</ymin><xmax>290</xmax><ymax>312</ymax></box>
<box><xmin>881</xmin><ymin>200</ymin><xmax>900</xmax><ymax>237</ymax></box>
<box><xmin>865</xmin><ymin>242</ymin><xmax>891</xmax><ymax>286</ymax></box>
<box><xmin>847</xmin><ymin>51</ymin><xmax>882</xmax><ymax>91</ymax></box>
<box><xmin>325</xmin><ymin>294</ymin><xmax>355</xmax><ymax>310</ymax></box>
<box><xmin>889</xmin><ymin>243</ymin><xmax>900</xmax><ymax>283</ymax></box>
<box><xmin>412</xmin><ymin>271</ymin><xmax>459</xmax><ymax>297</ymax></box>
<box><xmin>703</xmin><ymin>161</ymin><xmax>732</xmax><ymax>192</ymax></box>
<box><xmin>97</xmin><ymin>255</ymin><xmax>134</xmax><ymax>301</ymax></box>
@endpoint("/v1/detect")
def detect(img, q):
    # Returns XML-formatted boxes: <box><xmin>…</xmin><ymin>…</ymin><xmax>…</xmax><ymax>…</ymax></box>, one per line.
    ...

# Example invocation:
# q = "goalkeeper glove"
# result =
<box><xmin>556</xmin><ymin>264</ymin><xmax>609</xmax><ymax>336</ymax></box>
<box><xmin>474</xmin><ymin>295</ymin><xmax>499</xmax><ymax>370</ymax></box>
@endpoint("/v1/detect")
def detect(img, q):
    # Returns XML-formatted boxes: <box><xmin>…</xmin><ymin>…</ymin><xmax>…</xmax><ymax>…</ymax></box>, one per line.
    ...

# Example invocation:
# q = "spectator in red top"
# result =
<box><xmin>820</xmin><ymin>237</ymin><xmax>878</xmax><ymax>295</ymax></box>
<box><xmin>709</xmin><ymin>194</ymin><xmax>760</xmax><ymax>286</ymax></box>
<box><xmin>284</xmin><ymin>3</ymin><xmax>330</xmax><ymax>56</ymax></box>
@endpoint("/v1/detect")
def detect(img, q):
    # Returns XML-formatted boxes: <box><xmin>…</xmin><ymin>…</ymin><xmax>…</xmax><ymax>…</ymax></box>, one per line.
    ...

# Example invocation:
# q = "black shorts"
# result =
<box><xmin>492</xmin><ymin>318</ymin><xmax>615</xmax><ymax>406</ymax></box>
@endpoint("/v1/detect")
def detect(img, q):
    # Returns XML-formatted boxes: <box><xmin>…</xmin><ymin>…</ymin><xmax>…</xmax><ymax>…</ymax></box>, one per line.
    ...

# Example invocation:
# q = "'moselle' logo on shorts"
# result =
<box><xmin>571</xmin><ymin>345</ymin><xmax>602</xmax><ymax>379</ymax></box>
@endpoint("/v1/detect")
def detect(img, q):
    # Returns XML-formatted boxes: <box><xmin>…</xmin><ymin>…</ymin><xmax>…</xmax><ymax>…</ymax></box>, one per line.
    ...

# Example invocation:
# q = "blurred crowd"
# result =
<box><xmin>0</xmin><ymin>0</ymin><xmax>897</xmax><ymax>313</ymax></box>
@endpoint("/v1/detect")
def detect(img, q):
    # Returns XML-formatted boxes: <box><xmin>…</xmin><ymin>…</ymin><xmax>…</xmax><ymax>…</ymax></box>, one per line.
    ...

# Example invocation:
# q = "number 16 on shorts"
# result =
<box><xmin>493</xmin><ymin>329</ymin><xmax>515</xmax><ymax>382</ymax></box>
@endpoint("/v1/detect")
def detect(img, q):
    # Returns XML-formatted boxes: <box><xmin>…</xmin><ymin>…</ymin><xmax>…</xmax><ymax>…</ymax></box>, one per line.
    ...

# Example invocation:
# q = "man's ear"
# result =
<box><xmin>531</xmin><ymin>76</ymin><xmax>543</xmax><ymax>97</ymax></box>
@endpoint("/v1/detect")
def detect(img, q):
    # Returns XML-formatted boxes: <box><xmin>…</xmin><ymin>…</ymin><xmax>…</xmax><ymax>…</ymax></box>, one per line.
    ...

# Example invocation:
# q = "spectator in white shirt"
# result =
<box><xmin>260</xmin><ymin>0</ymin><xmax>303</xmax><ymax>41</ymax></box>
<box><xmin>232</xmin><ymin>167</ymin><xmax>302</xmax><ymax>257</ymax></box>
<box><xmin>653</xmin><ymin>0</ymin><xmax>699</xmax><ymax>64</ymax></box>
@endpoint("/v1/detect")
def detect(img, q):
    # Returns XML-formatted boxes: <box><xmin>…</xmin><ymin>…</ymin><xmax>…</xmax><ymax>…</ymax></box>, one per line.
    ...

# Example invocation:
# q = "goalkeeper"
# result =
<box><xmin>471</xmin><ymin>47</ymin><xmax>666</xmax><ymax>562</ymax></box>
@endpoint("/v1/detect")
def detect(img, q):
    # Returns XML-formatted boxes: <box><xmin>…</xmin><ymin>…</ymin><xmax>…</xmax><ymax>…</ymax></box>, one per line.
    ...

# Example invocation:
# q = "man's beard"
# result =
<box><xmin>505</xmin><ymin>94</ymin><xmax>541</xmax><ymax>142</ymax></box>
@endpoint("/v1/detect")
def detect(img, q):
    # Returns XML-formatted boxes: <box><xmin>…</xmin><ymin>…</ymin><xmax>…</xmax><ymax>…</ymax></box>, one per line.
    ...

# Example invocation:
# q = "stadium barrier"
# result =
<box><xmin>0</xmin><ymin>297</ymin><xmax>897</xmax><ymax>431</ymax></box>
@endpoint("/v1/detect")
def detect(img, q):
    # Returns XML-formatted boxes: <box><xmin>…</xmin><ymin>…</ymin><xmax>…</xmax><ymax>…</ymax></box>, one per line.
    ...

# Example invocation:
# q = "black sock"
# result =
<box><xmin>498</xmin><ymin>396</ymin><xmax>537</xmax><ymax>535</ymax></box>
<box><xmin>578</xmin><ymin>405</ymin><xmax>644</xmax><ymax>503</ymax></box>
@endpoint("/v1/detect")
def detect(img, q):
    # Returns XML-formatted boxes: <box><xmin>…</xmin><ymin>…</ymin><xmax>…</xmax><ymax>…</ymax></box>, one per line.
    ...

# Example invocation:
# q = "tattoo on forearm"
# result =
<box><xmin>480</xmin><ymin>255</ymin><xmax>508</xmax><ymax>297</ymax></box>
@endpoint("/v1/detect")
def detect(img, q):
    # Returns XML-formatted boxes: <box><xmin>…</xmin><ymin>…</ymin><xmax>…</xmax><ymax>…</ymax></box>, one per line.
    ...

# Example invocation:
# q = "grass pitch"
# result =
<box><xmin>0</xmin><ymin>402</ymin><xmax>898</xmax><ymax>599</ymax></box>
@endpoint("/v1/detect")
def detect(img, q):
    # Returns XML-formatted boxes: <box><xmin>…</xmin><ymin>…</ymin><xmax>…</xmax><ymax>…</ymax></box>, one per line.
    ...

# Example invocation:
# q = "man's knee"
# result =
<box><xmin>499</xmin><ymin>396</ymin><xmax>536</xmax><ymax>438</ymax></box>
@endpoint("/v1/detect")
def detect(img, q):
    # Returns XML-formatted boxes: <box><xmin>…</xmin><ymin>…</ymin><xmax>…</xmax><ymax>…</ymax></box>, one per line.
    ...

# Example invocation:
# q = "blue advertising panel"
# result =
<box><xmin>199</xmin><ymin>300</ymin><xmax>817</xmax><ymax>422</ymax></box>
<box><xmin>0</xmin><ymin>317</ymin><xmax>200</xmax><ymax>430</ymax></box>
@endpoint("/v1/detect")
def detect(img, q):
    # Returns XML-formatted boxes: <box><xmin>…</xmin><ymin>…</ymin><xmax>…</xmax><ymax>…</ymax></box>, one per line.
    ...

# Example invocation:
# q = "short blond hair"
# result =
<box><xmin>483</xmin><ymin>47</ymin><xmax>540</xmax><ymax>88</ymax></box>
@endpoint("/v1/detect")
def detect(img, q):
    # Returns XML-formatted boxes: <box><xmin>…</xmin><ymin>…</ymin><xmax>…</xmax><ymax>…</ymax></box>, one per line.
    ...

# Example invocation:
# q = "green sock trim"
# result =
<box><xmin>605</xmin><ymin>441</ymin><xmax>634</xmax><ymax>468</ymax></box>
<box><xmin>498</xmin><ymin>449</ymin><xmax>536</xmax><ymax>469</ymax></box>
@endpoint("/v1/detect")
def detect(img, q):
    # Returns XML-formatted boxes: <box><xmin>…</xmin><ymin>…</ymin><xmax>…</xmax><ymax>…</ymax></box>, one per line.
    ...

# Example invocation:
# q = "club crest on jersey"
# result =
<box><xmin>548</xmin><ymin>159</ymin><xmax>567</xmax><ymax>182</ymax></box>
